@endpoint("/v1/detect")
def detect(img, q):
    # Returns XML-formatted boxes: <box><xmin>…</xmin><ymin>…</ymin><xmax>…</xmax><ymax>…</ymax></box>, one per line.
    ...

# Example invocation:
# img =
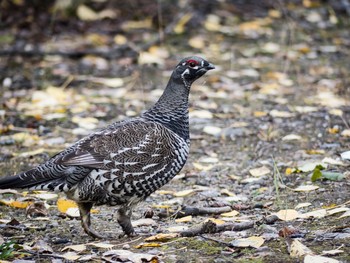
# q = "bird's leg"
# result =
<box><xmin>117</xmin><ymin>207</ymin><xmax>135</xmax><ymax>237</ymax></box>
<box><xmin>78</xmin><ymin>202</ymin><xmax>106</xmax><ymax>239</ymax></box>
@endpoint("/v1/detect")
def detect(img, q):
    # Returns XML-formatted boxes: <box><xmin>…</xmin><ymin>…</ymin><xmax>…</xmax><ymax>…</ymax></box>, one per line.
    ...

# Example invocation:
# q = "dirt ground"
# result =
<box><xmin>0</xmin><ymin>1</ymin><xmax>349</xmax><ymax>262</ymax></box>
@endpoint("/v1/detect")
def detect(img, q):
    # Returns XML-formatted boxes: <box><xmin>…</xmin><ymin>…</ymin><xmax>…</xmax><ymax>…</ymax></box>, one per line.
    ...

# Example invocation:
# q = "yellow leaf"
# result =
<box><xmin>0</xmin><ymin>200</ymin><xmax>32</xmax><ymax>209</ymax></box>
<box><xmin>174</xmin><ymin>13</ymin><xmax>193</xmax><ymax>34</ymax></box>
<box><xmin>305</xmin><ymin>149</ymin><xmax>325</xmax><ymax>155</ymax></box>
<box><xmin>253</xmin><ymin>111</ymin><xmax>268</xmax><ymax>117</ymax></box>
<box><xmin>303</xmin><ymin>0</ymin><xmax>321</xmax><ymax>8</ymax></box>
<box><xmin>134</xmin><ymin>243</ymin><xmax>162</xmax><ymax>249</ymax></box>
<box><xmin>145</xmin><ymin>233</ymin><xmax>179</xmax><ymax>242</ymax></box>
<box><xmin>57</xmin><ymin>198</ymin><xmax>78</xmax><ymax>213</ymax></box>
<box><xmin>221</xmin><ymin>210</ymin><xmax>239</xmax><ymax>217</ymax></box>
<box><xmin>328</xmin><ymin>127</ymin><xmax>339</xmax><ymax>134</ymax></box>
<box><xmin>285</xmin><ymin>167</ymin><xmax>296</xmax><ymax>175</ymax></box>
<box><xmin>175</xmin><ymin>216</ymin><xmax>192</xmax><ymax>223</ymax></box>
<box><xmin>275</xmin><ymin>209</ymin><xmax>299</xmax><ymax>221</ymax></box>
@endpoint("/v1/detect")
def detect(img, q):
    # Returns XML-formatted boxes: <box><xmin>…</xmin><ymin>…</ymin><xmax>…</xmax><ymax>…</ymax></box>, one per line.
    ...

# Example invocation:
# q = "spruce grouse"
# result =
<box><xmin>0</xmin><ymin>56</ymin><xmax>215</xmax><ymax>238</ymax></box>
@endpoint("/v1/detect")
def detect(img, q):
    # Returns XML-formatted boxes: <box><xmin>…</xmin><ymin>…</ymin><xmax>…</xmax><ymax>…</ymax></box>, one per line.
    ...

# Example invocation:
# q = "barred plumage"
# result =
<box><xmin>0</xmin><ymin>56</ymin><xmax>215</xmax><ymax>238</ymax></box>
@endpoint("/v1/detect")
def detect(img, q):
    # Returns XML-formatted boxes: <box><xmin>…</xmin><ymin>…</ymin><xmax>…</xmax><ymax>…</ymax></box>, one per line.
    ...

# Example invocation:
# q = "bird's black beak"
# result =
<box><xmin>206</xmin><ymin>63</ymin><xmax>215</xmax><ymax>70</ymax></box>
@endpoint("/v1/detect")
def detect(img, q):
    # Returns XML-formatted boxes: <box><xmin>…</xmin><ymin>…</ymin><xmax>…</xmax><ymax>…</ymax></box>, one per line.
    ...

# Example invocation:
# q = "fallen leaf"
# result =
<box><xmin>134</xmin><ymin>243</ymin><xmax>162</xmax><ymax>249</ymax></box>
<box><xmin>61</xmin><ymin>251</ymin><xmax>81</xmax><ymax>260</ymax></box>
<box><xmin>102</xmin><ymin>249</ymin><xmax>159</xmax><ymax>263</ymax></box>
<box><xmin>132</xmin><ymin>218</ymin><xmax>157</xmax><ymax>227</ymax></box>
<box><xmin>205</xmin><ymin>218</ymin><xmax>225</xmax><ymax>225</ymax></box>
<box><xmin>175</xmin><ymin>216</ymin><xmax>192</xmax><ymax>223</ymax></box>
<box><xmin>290</xmin><ymin>239</ymin><xmax>314</xmax><ymax>258</ymax></box>
<box><xmin>145</xmin><ymin>233</ymin><xmax>179</xmax><ymax>242</ymax></box>
<box><xmin>304</xmin><ymin>255</ymin><xmax>340</xmax><ymax>263</ymax></box>
<box><xmin>249</xmin><ymin>166</ymin><xmax>271</xmax><ymax>177</ymax></box>
<box><xmin>57</xmin><ymin>198</ymin><xmax>78</xmax><ymax>213</ymax></box>
<box><xmin>341</xmin><ymin>129</ymin><xmax>350</xmax><ymax>137</ymax></box>
<box><xmin>321</xmin><ymin>157</ymin><xmax>346</xmax><ymax>166</ymax></box>
<box><xmin>0</xmin><ymin>199</ymin><xmax>32</xmax><ymax>209</ymax></box>
<box><xmin>275</xmin><ymin>209</ymin><xmax>299</xmax><ymax>221</ymax></box>
<box><xmin>282</xmin><ymin>134</ymin><xmax>302</xmax><ymax>141</ymax></box>
<box><xmin>66</xmin><ymin>207</ymin><xmax>80</xmax><ymax>218</ymax></box>
<box><xmin>327</xmin><ymin>207</ymin><xmax>350</xmax><ymax>216</ymax></box>
<box><xmin>88</xmin><ymin>242</ymin><xmax>115</xmax><ymax>249</ymax></box>
<box><xmin>167</xmin><ymin>226</ymin><xmax>188</xmax><ymax>232</ymax></box>
<box><xmin>340</xmin><ymin>151</ymin><xmax>350</xmax><ymax>160</ymax></box>
<box><xmin>321</xmin><ymin>249</ymin><xmax>344</xmax><ymax>256</ymax></box>
<box><xmin>203</xmin><ymin>126</ymin><xmax>222</xmax><ymax>136</ymax></box>
<box><xmin>269</xmin><ymin>110</ymin><xmax>294</xmax><ymax>118</ymax></box>
<box><xmin>293</xmin><ymin>185</ymin><xmax>319</xmax><ymax>192</ymax></box>
<box><xmin>230</xmin><ymin>236</ymin><xmax>264</xmax><ymax>249</ymax></box>
<box><xmin>298</xmin><ymin>209</ymin><xmax>327</xmax><ymax>219</ymax></box>
<box><xmin>221</xmin><ymin>210</ymin><xmax>239</xmax><ymax>217</ymax></box>
<box><xmin>174</xmin><ymin>13</ymin><xmax>193</xmax><ymax>34</ymax></box>
<box><xmin>220</xmin><ymin>189</ymin><xmax>236</xmax><ymax>197</ymax></box>
<box><xmin>339</xmin><ymin>210</ymin><xmax>350</xmax><ymax>218</ymax></box>
<box><xmin>173</xmin><ymin>189</ymin><xmax>195</xmax><ymax>197</ymax></box>
<box><xmin>189</xmin><ymin>110</ymin><xmax>213</xmax><ymax>119</ymax></box>
<box><xmin>298</xmin><ymin>162</ymin><xmax>327</xmax><ymax>172</ymax></box>
<box><xmin>62</xmin><ymin>244</ymin><xmax>87</xmax><ymax>252</ymax></box>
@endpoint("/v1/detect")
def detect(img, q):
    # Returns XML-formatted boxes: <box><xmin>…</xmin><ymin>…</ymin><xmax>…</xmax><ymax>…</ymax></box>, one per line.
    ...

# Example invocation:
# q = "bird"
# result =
<box><xmin>0</xmin><ymin>56</ymin><xmax>215</xmax><ymax>239</ymax></box>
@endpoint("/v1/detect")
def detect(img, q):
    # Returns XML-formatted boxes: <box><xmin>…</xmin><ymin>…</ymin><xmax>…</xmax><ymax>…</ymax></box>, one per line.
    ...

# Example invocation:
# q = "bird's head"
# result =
<box><xmin>174</xmin><ymin>56</ymin><xmax>215</xmax><ymax>87</ymax></box>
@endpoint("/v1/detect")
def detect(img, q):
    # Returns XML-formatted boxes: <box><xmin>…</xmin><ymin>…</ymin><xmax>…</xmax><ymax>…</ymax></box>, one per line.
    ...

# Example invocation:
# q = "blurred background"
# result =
<box><xmin>0</xmin><ymin>0</ymin><xmax>350</xmax><ymax>261</ymax></box>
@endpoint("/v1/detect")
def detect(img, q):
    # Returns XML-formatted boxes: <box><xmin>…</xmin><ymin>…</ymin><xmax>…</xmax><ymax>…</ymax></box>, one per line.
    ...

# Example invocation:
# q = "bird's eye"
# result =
<box><xmin>187</xmin><ymin>60</ymin><xmax>198</xmax><ymax>68</ymax></box>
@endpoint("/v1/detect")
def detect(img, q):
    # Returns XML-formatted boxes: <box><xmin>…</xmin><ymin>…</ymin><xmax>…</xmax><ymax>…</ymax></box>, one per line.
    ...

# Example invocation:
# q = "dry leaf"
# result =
<box><xmin>205</xmin><ymin>218</ymin><xmax>225</xmax><ymax>225</ymax></box>
<box><xmin>173</xmin><ymin>189</ymin><xmax>195</xmax><ymax>197</ymax></box>
<box><xmin>62</xmin><ymin>244</ymin><xmax>87</xmax><ymax>252</ymax></box>
<box><xmin>221</xmin><ymin>210</ymin><xmax>239</xmax><ymax>217</ymax></box>
<box><xmin>167</xmin><ymin>226</ymin><xmax>188</xmax><ymax>232</ymax></box>
<box><xmin>134</xmin><ymin>243</ymin><xmax>162</xmax><ymax>249</ymax></box>
<box><xmin>175</xmin><ymin>216</ymin><xmax>192</xmax><ymax>223</ymax></box>
<box><xmin>57</xmin><ymin>198</ymin><xmax>78</xmax><ymax>213</ymax></box>
<box><xmin>321</xmin><ymin>249</ymin><xmax>344</xmax><ymax>256</ymax></box>
<box><xmin>327</xmin><ymin>207</ymin><xmax>350</xmax><ymax>216</ymax></box>
<box><xmin>269</xmin><ymin>110</ymin><xmax>294</xmax><ymax>118</ymax></box>
<box><xmin>341</xmin><ymin>129</ymin><xmax>350</xmax><ymax>137</ymax></box>
<box><xmin>293</xmin><ymin>185</ymin><xmax>319</xmax><ymax>192</ymax></box>
<box><xmin>174</xmin><ymin>13</ymin><xmax>193</xmax><ymax>34</ymax></box>
<box><xmin>321</xmin><ymin>157</ymin><xmax>346</xmax><ymax>166</ymax></box>
<box><xmin>275</xmin><ymin>209</ymin><xmax>299</xmax><ymax>221</ymax></box>
<box><xmin>304</xmin><ymin>255</ymin><xmax>340</xmax><ymax>263</ymax></box>
<box><xmin>282</xmin><ymin>134</ymin><xmax>302</xmax><ymax>141</ymax></box>
<box><xmin>103</xmin><ymin>249</ymin><xmax>159</xmax><ymax>263</ymax></box>
<box><xmin>88</xmin><ymin>242</ymin><xmax>115</xmax><ymax>249</ymax></box>
<box><xmin>132</xmin><ymin>218</ymin><xmax>157</xmax><ymax>227</ymax></box>
<box><xmin>203</xmin><ymin>126</ymin><xmax>222</xmax><ymax>136</ymax></box>
<box><xmin>66</xmin><ymin>207</ymin><xmax>80</xmax><ymax>218</ymax></box>
<box><xmin>230</xmin><ymin>236</ymin><xmax>264</xmax><ymax>249</ymax></box>
<box><xmin>290</xmin><ymin>239</ymin><xmax>314</xmax><ymax>258</ymax></box>
<box><xmin>145</xmin><ymin>233</ymin><xmax>179</xmax><ymax>242</ymax></box>
<box><xmin>0</xmin><ymin>199</ymin><xmax>32</xmax><ymax>209</ymax></box>
<box><xmin>249</xmin><ymin>166</ymin><xmax>271</xmax><ymax>177</ymax></box>
<box><xmin>298</xmin><ymin>209</ymin><xmax>327</xmax><ymax>219</ymax></box>
<box><xmin>340</xmin><ymin>151</ymin><xmax>350</xmax><ymax>160</ymax></box>
<box><xmin>61</xmin><ymin>251</ymin><xmax>81</xmax><ymax>260</ymax></box>
<box><xmin>220</xmin><ymin>189</ymin><xmax>236</xmax><ymax>197</ymax></box>
<box><xmin>338</xmin><ymin>210</ymin><xmax>350</xmax><ymax>218</ymax></box>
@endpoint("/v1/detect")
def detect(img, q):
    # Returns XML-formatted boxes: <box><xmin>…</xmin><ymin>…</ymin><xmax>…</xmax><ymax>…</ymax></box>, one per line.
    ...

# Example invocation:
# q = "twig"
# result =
<box><xmin>178</xmin><ymin>220</ymin><xmax>255</xmax><ymax>237</ymax></box>
<box><xmin>159</xmin><ymin>206</ymin><xmax>232</xmax><ymax>219</ymax></box>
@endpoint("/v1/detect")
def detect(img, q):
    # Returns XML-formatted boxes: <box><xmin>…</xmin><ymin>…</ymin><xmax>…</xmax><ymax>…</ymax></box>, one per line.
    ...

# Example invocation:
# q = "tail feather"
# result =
<box><xmin>0</xmin><ymin>164</ymin><xmax>92</xmax><ymax>191</ymax></box>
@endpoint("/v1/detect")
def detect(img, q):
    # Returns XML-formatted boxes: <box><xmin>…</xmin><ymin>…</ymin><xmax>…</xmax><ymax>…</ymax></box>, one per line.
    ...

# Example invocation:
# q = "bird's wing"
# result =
<box><xmin>54</xmin><ymin>119</ymin><xmax>177</xmax><ymax>170</ymax></box>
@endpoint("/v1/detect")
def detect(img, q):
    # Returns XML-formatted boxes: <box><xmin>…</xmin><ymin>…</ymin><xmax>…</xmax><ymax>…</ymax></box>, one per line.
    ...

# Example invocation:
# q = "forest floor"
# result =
<box><xmin>0</xmin><ymin>1</ymin><xmax>349</xmax><ymax>262</ymax></box>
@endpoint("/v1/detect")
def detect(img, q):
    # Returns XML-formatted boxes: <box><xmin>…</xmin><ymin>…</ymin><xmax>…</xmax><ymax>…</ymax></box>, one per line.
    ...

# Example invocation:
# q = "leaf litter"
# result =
<box><xmin>0</xmin><ymin>1</ymin><xmax>350</xmax><ymax>262</ymax></box>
